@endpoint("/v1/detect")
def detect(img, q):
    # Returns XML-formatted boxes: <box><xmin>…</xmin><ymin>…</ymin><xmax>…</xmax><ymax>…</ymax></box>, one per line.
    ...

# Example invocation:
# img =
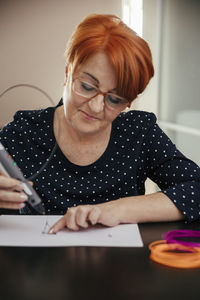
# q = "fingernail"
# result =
<box><xmin>19</xmin><ymin>203</ymin><xmax>25</xmax><ymax>208</ymax></box>
<box><xmin>20</xmin><ymin>194</ymin><xmax>28</xmax><ymax>200</ymax></box>
<box><xmin>48</xmin><ymin>228</ymin><xmax>55</xmax><ymax>234</ymax></box>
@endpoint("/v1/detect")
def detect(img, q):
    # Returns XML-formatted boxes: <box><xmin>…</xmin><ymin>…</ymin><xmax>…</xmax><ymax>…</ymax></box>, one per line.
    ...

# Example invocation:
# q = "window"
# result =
<box><xmin>122</xmin><ymin>0</ymin><xmax>143</xmax><ymax>36</ymax></box>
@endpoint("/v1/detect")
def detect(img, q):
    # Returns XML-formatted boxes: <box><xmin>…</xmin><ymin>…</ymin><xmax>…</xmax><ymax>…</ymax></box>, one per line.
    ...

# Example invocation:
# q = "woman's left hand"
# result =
<box><xmin>49</xmin><ymin>199</ymin><xmax>124</xmax><ymax>233</ymax></box>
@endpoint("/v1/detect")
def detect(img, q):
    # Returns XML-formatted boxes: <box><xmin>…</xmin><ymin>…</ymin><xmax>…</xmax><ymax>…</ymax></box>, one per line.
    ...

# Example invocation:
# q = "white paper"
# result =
<box><xmin>0</xmin><ymin>215</ymin><xmax>143</xmax><ymax>247</ymax></box>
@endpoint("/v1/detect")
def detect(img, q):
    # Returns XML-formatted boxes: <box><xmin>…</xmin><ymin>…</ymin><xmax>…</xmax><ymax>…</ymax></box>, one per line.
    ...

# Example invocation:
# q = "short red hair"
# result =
<box><xmin>65</xmin><ymin>14</ymin><xmax>154</xmax><ymax>102</ymax></box>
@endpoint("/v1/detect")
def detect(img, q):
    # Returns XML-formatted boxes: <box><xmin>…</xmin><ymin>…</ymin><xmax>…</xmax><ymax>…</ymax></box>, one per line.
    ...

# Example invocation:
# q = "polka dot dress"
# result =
<box><xmin>0</xmin><ymin>100</ymin><xmax>200</xmax><ymax>221</ymax></box>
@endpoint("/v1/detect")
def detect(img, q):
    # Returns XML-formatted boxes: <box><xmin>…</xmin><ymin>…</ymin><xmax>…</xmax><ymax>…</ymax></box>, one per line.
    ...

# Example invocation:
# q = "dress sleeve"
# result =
<box><xmin>140</xmin><ymin>117</ymin><xmax>200</xmax><ymax>222</ymax></box>
<box><xmin>0</xmin><ymin>110</ymin><xmax>24</xmax><ymax>149</ymax></box>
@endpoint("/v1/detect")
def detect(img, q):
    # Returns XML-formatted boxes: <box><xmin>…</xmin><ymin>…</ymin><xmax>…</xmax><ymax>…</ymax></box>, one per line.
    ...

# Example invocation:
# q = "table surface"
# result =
<box><xmin>0</xmin><ymin>220</ymin><xmax>200</xmax><ymax>300</ymax></box>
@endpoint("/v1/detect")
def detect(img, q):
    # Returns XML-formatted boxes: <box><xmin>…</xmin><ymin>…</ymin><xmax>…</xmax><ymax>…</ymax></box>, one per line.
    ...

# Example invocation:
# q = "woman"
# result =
<box><xmin>0</xmin><ymin>14</ymin><xmax>200</xmax><ymax>232</ymax></box>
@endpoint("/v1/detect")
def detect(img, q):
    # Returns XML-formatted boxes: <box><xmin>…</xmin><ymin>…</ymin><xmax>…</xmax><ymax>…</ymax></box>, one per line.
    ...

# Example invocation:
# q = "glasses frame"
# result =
<box><xmin>72</xmin><ymin>77</ymin><xmax>129</xmax><ymax>110</ymax></box>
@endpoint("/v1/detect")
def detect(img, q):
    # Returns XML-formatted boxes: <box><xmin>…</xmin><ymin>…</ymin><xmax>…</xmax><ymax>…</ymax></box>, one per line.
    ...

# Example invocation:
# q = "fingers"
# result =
<box><xmin>0</xmin><ymin>174</ymin><xmax>28</xmax><ymax>209</ymax></box>
<box><xmin>0</xmin><ymin>174</ymin><xmax>21</xmax><ymax>189</ymax></box>
<box><xmin>88</xmin><ymin>206</ymin><xmax>101</xmax><ymax>225</ymax></box>
<box><xmin>0</xmin><ymin>200</ymin><xmax>26</xmax><ymax>210</ymax></box>
<box><xmin>49</xmin><ymin>216</ymin><xmax>66</xmax><ymax>234</ymax></box>
<box><xmin>66</xmin><ymin>207</ymin><xmax>80</xmax><ymax>231</ymax></box>
<box><xmin>49</xmin><ymin>202</ymin><xmax>121</xmax><ymax>234</ymax></box>
<box><xmin>48</xmin><ymin>210</ymin><xmax>80</xmax><ymax>234</ymax></box>
<box><xmin>49</xmin><ymin>205</ymin><xmax>101</xmax><ymax>233</ymax></box>
<box><xmin>0</xmin><ymin>190</ymin><xmax>28</xmax><ymax>209</ymax></box>
<box><xmin>0</xmin><ymin>189</ymin><xmax>27</xmax><ymax>201</ymax></box>
<box><xmin>75</xmin><ymin>207</ymin><xmax>90</xmax><ymax>229</ymax></box>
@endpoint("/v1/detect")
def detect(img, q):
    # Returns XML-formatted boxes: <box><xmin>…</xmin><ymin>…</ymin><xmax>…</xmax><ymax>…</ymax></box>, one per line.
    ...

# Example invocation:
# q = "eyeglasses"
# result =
<box><xmin>72</xmin><ymin>77</ymin><xmax>129</xmax><ymax>110</ymax></box>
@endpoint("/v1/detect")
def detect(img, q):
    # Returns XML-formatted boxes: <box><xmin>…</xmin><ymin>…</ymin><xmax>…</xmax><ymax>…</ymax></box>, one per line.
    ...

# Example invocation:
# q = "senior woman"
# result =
<box><xmin>0</xmin><ymin>14</ymin><xmax>200</xmax><ymax>232</ymax></box>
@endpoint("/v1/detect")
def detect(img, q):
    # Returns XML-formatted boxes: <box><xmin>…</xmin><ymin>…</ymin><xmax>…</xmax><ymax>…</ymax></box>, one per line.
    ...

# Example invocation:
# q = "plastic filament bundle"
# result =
<box><xmin>149</xmin><ymin>230</ymin><xmax>200</xmax><ymax>269</ymax></box>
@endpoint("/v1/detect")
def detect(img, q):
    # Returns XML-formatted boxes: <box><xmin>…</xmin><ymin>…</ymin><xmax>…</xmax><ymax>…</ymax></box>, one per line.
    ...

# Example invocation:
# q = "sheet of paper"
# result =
<box><xmin>0</xmin><ymin>215</ymin><xmax>143</xmax><ymax>247</ymax></box>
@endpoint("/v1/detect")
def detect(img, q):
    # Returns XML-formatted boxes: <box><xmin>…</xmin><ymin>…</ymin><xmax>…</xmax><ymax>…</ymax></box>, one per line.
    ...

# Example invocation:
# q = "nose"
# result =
<box><xmin>88</xmin><ymin>94</ymin><xmax>104</xmax><ymax>113</ymax></box>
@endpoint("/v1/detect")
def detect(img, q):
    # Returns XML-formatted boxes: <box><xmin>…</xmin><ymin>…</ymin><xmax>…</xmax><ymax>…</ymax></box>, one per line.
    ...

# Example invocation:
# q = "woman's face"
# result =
<box><xmin>63</xmin><ymin>52</ymin><xmax>128</xmax><ymax>137</ymax></box>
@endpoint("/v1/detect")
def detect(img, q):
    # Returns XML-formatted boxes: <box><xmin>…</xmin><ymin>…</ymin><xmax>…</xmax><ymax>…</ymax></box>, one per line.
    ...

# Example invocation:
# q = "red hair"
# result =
<box><xmin>65</xmin><ymin>14</ymin><xmax>154</xmax><ymax>102</ymax></box>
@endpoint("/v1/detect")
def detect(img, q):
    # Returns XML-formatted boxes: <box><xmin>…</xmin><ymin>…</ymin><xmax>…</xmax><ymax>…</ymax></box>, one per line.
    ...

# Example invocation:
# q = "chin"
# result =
<box><xmin>76</xmin><ymin>126</ymin><xmax>101</xmax><ymax>136</ymax></box>
<box><xmin>70</xmin><ymin>113</ymin><xmax>108</xmax><ymax>136</ymax></box>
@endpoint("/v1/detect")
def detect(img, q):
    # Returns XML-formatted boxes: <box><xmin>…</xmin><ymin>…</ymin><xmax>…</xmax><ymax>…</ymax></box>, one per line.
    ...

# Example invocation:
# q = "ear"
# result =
<box><xmin>65</xmin><ymin>66</ymin><xmax>69</xmax><ymax>79</ymax></box>
<box><xmin>64</xmin><ymin>64</ymin><xmax>71</xmax><ymax>85</ymax></box>
<box><xmin>66</xmin><ymin>63</ymin><xmax>73</xmax><ymax>75</ymax></box>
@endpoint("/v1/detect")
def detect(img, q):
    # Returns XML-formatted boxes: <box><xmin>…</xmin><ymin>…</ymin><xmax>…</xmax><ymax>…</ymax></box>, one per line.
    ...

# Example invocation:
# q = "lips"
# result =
<box><xmin>80</xmin><ymin>110</ymin><xmax>100</xmax><ymax>121</ymax></box>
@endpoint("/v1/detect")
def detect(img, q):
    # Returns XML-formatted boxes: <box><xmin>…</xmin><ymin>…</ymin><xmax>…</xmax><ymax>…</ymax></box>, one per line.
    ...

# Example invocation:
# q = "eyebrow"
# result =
<box><xmin>82</xmin><ymin>72</ymin><xmax>117</xmax><ymax>92</ymax></box>
<box><xmin>83</xmin><ymin>72</ymin><xmax>99</xmax><ymax>83</ymax></box>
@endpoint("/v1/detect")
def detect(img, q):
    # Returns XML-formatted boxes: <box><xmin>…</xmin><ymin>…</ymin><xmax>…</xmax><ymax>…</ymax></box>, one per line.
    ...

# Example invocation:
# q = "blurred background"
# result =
<box><xmin>0</xmin><ymin>0</ymin><xmax>200</xmax><ymax>191</ymax></box>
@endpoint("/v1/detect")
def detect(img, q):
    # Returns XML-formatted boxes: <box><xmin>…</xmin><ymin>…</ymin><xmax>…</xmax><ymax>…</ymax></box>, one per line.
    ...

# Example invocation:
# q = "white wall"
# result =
<box><xmin>0</xmin><ymin>0</ymin><xmax>122</xmax><ymax>126</ymax></box>
<box><xmin>160</xmin><ymin>0</ymin><xmax>200</xmax><ymax>122</ymax></box>
<box><xmin>159</xmin><ymin>0</ymin><xmax>200</xmax><ymax>166</ymax></box>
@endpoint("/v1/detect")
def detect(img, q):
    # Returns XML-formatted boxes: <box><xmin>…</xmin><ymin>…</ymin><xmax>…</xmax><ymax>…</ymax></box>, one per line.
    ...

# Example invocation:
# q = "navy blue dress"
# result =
<box><xmin>0</xmin><ymin>101</ymin><xmax>200</xmax><ymax>221</ymax></box>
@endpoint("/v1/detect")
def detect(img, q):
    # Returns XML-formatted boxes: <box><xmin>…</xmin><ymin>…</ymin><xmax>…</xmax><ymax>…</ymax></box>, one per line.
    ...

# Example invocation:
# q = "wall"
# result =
<box><xmin>159</xmin><ymin>0</ymin><xmax>200</xmax><ymax>166</ymax></box>
<box><xmin>160</xmin><ymin>0</ymin><xmax>200</xmax><ymax>123</ymax></box>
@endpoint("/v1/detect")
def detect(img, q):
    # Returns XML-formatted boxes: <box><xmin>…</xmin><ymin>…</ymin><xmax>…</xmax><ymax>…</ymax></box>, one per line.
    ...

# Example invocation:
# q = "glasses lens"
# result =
<box><xmin>105</xmin><ymin>93</ymin><xmax>128</xmax><ymax>110</ymax></box>
<box><xmin>73</xmin><ymin>79</ymin><xmax>97</xmax><ymax>98</ymax></box>
<box><xmin>72</xmin><ymin>78</ymin><xmax>129</xmax><ymax>110</ymax></box>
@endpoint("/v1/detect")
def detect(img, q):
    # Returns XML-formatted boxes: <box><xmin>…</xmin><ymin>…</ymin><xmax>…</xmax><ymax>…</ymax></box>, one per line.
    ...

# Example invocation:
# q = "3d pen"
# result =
<box><xmin>0</xmin><ymin>142</ymin><xmax>45</xmax><ymax>215</ymax></box>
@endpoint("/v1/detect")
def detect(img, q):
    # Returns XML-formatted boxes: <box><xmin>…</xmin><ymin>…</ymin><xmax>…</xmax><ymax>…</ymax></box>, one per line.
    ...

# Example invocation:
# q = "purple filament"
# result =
<box><xmin>163</xmin><ymin>230</ymin><xmax>200</xmax><ymax>248</ymax></box>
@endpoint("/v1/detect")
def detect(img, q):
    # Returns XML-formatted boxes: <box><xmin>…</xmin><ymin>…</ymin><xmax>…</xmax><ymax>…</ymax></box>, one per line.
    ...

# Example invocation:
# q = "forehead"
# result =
<box><xmin>75</xmin><ymin>52</ymin><xmax>117</xmax><ymax>89</ymax></box>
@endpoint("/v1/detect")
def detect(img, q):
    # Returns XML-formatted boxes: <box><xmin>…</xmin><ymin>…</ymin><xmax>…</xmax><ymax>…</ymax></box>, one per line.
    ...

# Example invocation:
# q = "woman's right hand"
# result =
<box><xmin>0</xmin><ymin>171</ymin><xmax>28</xmax><ymax>210</ymax></box>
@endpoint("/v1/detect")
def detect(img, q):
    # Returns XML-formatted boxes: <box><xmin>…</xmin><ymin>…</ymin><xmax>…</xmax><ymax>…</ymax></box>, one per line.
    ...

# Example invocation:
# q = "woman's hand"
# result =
<box><xmin>0</xmin><ymin>171</ymin><xmax>28</xmax><ymax>209</ymax></box>
<box><xmin>49</xmin><ymin>199</ymin><xmax>125</xmax><ymax>233</ymax></box>
<box><xmin>49</xmin><ymin>191</ymin><xmax>185</xmax><ymax>234</ymax></box>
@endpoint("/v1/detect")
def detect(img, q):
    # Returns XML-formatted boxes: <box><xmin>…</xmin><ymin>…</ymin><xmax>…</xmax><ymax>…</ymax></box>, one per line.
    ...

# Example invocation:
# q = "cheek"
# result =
<box><xmin>63</xmin><ymin>85</ymin><xmax>79</xmax><ymax>109</ymax></box>
<box><xmin>64</xmin><ymin>95</ymin><xmax>86</xmax><ymax>123</ymax></box>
